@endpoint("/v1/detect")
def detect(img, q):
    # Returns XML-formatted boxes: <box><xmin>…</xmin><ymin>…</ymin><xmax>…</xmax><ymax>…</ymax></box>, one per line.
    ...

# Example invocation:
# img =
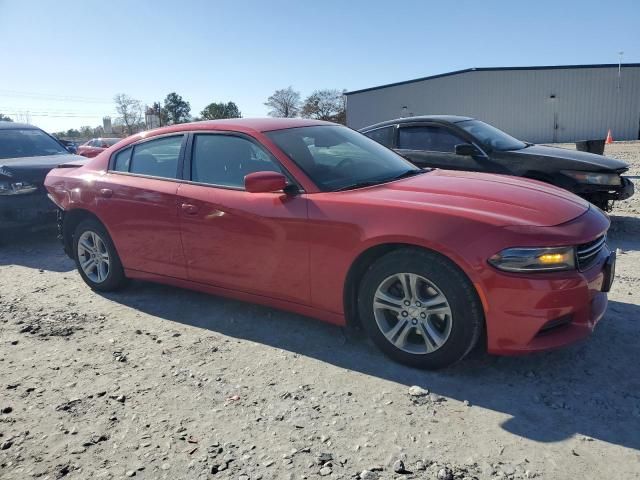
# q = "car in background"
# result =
<box><xmin>45</xmin><ymin>118</ymin><xmax>614</xmax><ymax>369</ymax></box>
<box><xmin>77</xmin><ymin>137</ymin><xmax>121</xmax><ymax>158</ymax></box>
<box><xmin>361</xmin><ymin>116</ymin><xmax>634</xmax><ymax>211</ymax></box>
<box><xmin>0</xmin><ymin>121</ymin><xmax>86</xmax><ymax>233</ymax></box>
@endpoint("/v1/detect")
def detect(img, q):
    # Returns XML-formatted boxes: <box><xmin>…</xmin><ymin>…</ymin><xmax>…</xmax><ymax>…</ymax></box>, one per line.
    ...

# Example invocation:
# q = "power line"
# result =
<box><xmin>3</xmin><ymin>112</ymin><xmax>115</xmax><ymax>118</ymax></box>
<box><xmin>0</xmin><ymin>107</ymin><xmax>116</xmax><ymax>115</ymax></box>
<box><xmin>0</xmin><ymin>90</ymin><xmax>114</xmax><ymax>103</ymax></box>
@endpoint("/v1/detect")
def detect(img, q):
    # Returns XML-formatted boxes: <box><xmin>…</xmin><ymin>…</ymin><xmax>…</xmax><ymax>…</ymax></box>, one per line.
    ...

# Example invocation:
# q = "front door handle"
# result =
<box><xmin>99</xmin><ymin>188</ymin><xmax>113</xmax><ymax>198</ymax></box>
<box><xmin>181</xmin><ymin>203</ymin><xmax>199</xmax><ymax>215</ymax></box>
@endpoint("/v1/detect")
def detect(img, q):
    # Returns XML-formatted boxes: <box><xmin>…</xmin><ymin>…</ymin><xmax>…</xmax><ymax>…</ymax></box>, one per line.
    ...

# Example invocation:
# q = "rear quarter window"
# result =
<box><xmin>113</xmin><ymin>147</ymin><xmax>132</xmax><ymax>172</ymax></box>
<box><xmin>364</xmin><ymin>126</ymin><xmax>395</xmax><ymax>148</ymax></box>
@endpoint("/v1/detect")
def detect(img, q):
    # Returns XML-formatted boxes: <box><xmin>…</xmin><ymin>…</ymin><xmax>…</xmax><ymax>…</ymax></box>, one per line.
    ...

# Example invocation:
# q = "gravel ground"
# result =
<box><xmin>1</xmin><ymin>142</ymin><xmax>640</xmax><ymax>480</ymax></box>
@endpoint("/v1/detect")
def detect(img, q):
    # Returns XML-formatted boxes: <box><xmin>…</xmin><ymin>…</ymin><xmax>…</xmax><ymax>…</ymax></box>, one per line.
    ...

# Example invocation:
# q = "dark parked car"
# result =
<box><xmin>0</xmin><ymin>122</ymin><xmax>86</xmax><ymax>234</ymax></box>
<box><xmin>361</xmin><ymin>116</ymin><xmax>634</xmax><ymax>211</ymax></box>
<box><xmin>57</xmin><ymin>138</ymin><xmax>78</xmax><ymax>154</ymax></box>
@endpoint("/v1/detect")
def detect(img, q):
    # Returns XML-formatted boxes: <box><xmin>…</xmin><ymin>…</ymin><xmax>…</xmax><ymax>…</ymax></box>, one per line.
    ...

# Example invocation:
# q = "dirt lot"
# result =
<box><xmin>1</xmin><ymin>143</ymin><xmax>640</xmax><ymax>480</ymax></box>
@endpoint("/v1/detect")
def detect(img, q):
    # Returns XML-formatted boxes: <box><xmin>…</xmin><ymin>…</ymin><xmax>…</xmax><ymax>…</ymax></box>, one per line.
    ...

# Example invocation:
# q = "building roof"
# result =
<box><xmin>345</xmin><ymin>63</ymin><xmax>640</xmax><ymax>96</ymax></box>
<box><xmin>360</xmin><ymin>115</ymin><xmax>473</xmax><ymax>131</ymax></box>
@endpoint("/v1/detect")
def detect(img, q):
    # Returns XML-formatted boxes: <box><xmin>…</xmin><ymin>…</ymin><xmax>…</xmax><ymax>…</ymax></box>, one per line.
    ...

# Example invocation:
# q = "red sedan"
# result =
<box><xmin>77</xmin><ymin>137</ymin><xmax>121</xmax><ymax>158</ymax></box>
<box><xmin>44</xmin><ymin>118</ymin><xmax>615</xmax><ymax>369</ymax></box>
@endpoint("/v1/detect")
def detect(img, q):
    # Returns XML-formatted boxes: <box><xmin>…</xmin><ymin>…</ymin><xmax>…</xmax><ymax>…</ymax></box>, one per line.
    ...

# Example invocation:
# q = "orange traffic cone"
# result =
<box><xmin>605</xmin><ymin>129</ymin><xmax>614</xmax><ymax>144</ymax></box>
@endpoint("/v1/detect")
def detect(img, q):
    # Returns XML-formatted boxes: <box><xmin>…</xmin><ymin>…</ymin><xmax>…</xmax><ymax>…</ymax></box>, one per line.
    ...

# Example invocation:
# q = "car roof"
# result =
<box><xmin>0</xmin><ymin>121</ymin><xmax>39</xmax><ymax>130</ymax></box>
<box><xmin>141</xmin><ymin>118</ymin><xmax>334</xmax><ymax>137</ymax></box>
<box><xmin>360</xmin><ymin>115</ymin><xmax>474</xmax><ymax>131</ymax></box>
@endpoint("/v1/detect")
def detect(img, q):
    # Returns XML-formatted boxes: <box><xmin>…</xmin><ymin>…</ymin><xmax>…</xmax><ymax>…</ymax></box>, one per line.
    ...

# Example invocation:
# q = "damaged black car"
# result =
<box><xmin>0</xmin><ymin>122</ymin><xmax>85</xmax><ymax>236</ymax></box>
<box><xmin>361</xmin><ymin>116</ymin><xmax>634</xmax><ymax>211</ymax></box>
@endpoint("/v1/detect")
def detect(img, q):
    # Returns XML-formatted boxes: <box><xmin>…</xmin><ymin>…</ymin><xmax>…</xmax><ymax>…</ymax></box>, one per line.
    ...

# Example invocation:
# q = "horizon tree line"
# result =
<box><xmin>50</xmin><ymin>85</ymin><xmax>346</xmax><ymax>139</ymax></box>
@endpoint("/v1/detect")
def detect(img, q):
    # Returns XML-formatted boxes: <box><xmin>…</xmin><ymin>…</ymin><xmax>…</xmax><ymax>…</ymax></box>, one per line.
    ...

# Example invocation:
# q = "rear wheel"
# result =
<box><xmin>358</xmin><ymin>249</ymin><xmax>483</xmax><ymax>369</ymax></box>
<box><xmin>73</xmin><ymin>219</ymin><xmax>126</xmax><ymax>291</ymax></box>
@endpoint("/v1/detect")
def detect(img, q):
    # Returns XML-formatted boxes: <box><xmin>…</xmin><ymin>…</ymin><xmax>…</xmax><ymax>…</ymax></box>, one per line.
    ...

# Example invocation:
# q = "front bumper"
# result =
<box><xmin>484</xmin><ymin>245</ymin><xmax>612</xmax><ymax>355</ymax></box>
<box><xmin>0</xmin><ymin>191</ymin><xmax>57</xmax><ymax>231</ymax></box>
<box><xmin>574</xmin><ymin>176</ymin><xmax>634</xmax><ymax>202</ymax></box>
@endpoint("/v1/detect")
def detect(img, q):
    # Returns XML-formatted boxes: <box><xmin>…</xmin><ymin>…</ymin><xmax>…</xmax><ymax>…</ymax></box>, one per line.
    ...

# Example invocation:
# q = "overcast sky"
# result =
<box><xmin>2</xmin><ymin>0</ymin><xmax>639</xmax><ymax>132</ymax></box>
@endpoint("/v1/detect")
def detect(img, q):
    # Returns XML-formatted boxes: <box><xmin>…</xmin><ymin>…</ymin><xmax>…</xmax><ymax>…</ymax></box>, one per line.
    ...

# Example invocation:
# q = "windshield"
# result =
<box><xmin>0</xmin><ymin>128</ymin><xmax>68</xmax><ymax>159</ymax></box>
<box><xmin>457</xmin><ymin>120</ymin><xmax>527</xmax><ymax>151</ymax></box>
<box><xmin>266</xmin><ymin>125</ymin><xmax>420</xmax><ymax>191</ymax></box>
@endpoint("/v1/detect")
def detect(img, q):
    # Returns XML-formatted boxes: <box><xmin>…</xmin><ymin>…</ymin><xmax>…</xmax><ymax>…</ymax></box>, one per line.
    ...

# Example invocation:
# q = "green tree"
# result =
<box><xmin>301</xmin><ymin>89</ymin><xmax>346</xmax><ymax>124</ymax></box>
<box><xmin>200</xmin><ymin>101</ymin><xmax>242</xmax><ymax>120</ymax></box>
<box><xmin>163</xmin><ymin>92</ymin><xmax>191</xmax><ymax>124</ymax></box>
<box><xmin>80</xmin><ymin>126</ymin><xmax>94</xmax><ymax>138</ymax></box>
<box><xmin>264</xmin><ymin>87</ymin><xmax>300</xmax><ymax>118</ymax></box>
<box><xmin>0</xmin><ymin>113</ymin><xmax>13</xmax><ymax>122</ymax></box>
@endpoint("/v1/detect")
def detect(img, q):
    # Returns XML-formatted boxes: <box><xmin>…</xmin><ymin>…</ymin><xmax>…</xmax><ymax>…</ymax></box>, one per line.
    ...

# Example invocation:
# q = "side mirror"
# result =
<box><xmin>455</xmin><ymin>143</ymin><xmax>482</xmax><ymax>157</ymax></box>
<box><xmin>244</xmin><ymin>171</ymin><xmax>288</xmax><ymax>193</ymax></box>
<box><xmin>66</xmin><ymin>145</ymin><xmax>77</xmax><ymax>154</ymax></box>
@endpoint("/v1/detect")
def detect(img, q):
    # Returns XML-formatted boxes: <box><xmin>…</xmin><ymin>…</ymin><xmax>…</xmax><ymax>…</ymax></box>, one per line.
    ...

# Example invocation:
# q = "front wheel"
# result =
<box><xmin>73</xmin><ymin>219</ymin><xmax>126</xmax><ymax>291</ymax></box>
<box><xmin>358</xmin><ymin>249</ymin><xmax>484</xmax><ymax>369</ymax></box>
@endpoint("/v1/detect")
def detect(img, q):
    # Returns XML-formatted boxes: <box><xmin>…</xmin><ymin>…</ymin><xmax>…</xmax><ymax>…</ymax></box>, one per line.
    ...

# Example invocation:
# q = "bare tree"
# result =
<box><xmin>114</xmin><ymin>93</ymin><xmax>143</xmax><ymax>135</ymax></box>
<box><xmin>264</xmin><ymin>86</ymin><xmax>301</xmax><ymax>118</ymax></box>
<box><xmin>301</xmin><ymin>89</ymin><xmax>346</xmax><ymax>124</ymax></box>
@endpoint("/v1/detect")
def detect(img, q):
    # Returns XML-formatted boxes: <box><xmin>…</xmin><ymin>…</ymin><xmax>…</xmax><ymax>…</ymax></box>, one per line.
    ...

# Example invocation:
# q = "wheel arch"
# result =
<box><xmin>343</xmin><ymin>242</ymin><xmax>486</xmax><ymax>331</ymax></box>
<box><xmin>62</xmin><ymin>208</ymin><xmax>109</xmax><ymax>257</ymax></box>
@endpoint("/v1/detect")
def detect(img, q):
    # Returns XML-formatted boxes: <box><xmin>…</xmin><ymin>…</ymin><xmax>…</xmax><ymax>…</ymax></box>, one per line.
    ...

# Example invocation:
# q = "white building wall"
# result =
<box><xmin>346</xmin><ymin>66</ymin><xmax>640</xmax><ymax>143</ymax></box>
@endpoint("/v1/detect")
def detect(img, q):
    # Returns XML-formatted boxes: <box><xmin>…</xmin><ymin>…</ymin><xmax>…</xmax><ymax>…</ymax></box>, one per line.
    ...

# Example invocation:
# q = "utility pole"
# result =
<box><xmin>617</xmin><ymin>51</ymin><xmax>624</xmax><ymax>89</ymax></box>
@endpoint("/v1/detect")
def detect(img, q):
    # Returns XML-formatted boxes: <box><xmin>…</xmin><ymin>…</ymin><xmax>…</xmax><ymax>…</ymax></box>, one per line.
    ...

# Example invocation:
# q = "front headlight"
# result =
<box><xmin>488</xmin><ymin>246</ymin><xmax>576</xmax><ymax>272</ymax></box>
<box><xmin>0</xmin><ymin>180</ymin><xmax>39</xmax><ymax>195</ymax></box>
<box><xmin>561</xmin><ymin>170</ymin><xmax>621</xmax><ymax>186</ymax></box>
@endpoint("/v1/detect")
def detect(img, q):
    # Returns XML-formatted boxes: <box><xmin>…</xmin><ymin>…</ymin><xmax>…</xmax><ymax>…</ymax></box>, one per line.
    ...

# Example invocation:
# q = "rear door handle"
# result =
<box><xmin>99</xmin><ymin>188</ymin><xmax>113</xmax><ymax>198</ymax></box>
<box><xmin>181</xmin><ymin>203</ymin><xmax>199</xmax><ymax>215</ymax></box>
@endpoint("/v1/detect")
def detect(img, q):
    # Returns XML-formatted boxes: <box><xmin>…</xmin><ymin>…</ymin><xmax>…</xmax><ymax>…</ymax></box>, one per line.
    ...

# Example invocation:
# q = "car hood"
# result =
<box><xmin>349</xmin><ymin>170</ymin><xmax>590</xmax><ymax>227</ymax></box>
<box><xmin>0</xmin><ymin>154</ymin><xmax>87</xmax><ymax>183</ymax></box>
<box><xmin>507</xmin><ymin>144</ymin><xmax>628</xmax><ymax>172</ymax></box>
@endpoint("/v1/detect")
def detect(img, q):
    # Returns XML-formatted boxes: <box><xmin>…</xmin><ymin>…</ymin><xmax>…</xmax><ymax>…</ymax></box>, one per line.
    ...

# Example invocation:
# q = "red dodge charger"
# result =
<box><xmin>44</xmin><ymin>118</ymin><xmax>615</xmax><ymax>369</ymax></box>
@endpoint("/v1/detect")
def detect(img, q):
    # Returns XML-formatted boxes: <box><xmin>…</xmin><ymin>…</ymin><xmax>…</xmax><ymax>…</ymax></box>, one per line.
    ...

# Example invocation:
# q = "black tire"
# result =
<box><xmin>590</xmin><ymin>198</ymin><xmax>611</xmax><ymax>212</ymax></box>
<box><xmin>72</xmin><ymin>219</ymin><xmax>126</xmax><ymax>291</ymax></box>
<box><xmin>358</xmin><ymin>248</ymin><xmax>484</xmax><ymax>369</ymax></box>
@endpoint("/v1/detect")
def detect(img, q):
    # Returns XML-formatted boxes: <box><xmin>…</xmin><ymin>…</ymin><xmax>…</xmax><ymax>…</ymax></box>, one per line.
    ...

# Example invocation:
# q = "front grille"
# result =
<box><xmin>576</xmin><ymin>234</ymin><xmax>606</xmax><ymax>271</ymax></box>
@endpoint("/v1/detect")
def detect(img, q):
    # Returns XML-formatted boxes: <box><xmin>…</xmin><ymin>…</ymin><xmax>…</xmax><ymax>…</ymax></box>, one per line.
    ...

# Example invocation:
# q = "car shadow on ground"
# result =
<box><xmin>0</xmin><ymin>227</ymin><xmax>74</xmax><ymax>273</ymax></box>
<box><xmin>100</xmin><ymin>280</ymin><xmax>640</xmax><ymax>452</ymax></box>
<box><xmin>2</xmin><ymin>221</ymin><xmax>638</xmax><ymax>451</ymax></box>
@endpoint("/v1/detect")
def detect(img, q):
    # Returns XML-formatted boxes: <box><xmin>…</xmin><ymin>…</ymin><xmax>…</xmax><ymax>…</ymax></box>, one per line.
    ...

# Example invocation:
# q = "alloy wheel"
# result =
<box><xmin>77</xmin><ymin>230</ymin><xmax>110</xmax><ymax>283</ymax></box>
<box><xmin>373</xmin><ymin>273</ymin><xmax>452</xmax><ymax>354</ymax></box>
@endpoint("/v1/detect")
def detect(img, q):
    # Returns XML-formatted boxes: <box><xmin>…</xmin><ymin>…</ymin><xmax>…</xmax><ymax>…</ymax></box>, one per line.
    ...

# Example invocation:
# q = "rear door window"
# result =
<box><xmin>398</xmin><ymin>126</ymin><xmax>464</xmax><ymax>153</ymax></box>
<box><xmin>112</xmin><ymin>135</ymin><xmax>184</xmax><ymax>179</ymax></box>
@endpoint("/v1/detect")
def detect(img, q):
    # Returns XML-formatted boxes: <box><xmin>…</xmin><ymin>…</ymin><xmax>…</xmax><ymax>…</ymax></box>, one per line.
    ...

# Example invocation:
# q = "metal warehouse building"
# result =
<box><xmin>345</xmin><ymin>64</ymin><xmax>640</xmax><ymax>143</ymax></box>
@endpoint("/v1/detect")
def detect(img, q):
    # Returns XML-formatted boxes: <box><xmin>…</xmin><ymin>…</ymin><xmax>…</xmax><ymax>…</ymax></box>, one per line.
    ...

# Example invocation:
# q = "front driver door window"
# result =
<box><xmin>177</xmin><ymin>133</ymin><xmax>310</xmax><ymax>304</ymax></box>
<box><xmin>397</xmin><ymin>125</ymin><xmax>477</xmax><ymax>171</ymax></box>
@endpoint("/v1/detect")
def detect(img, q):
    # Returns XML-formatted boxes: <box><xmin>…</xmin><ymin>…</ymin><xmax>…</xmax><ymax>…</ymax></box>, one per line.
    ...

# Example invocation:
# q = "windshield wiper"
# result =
<box><xmin>386</xmin><ymin>169</ymin><xmax>429</xmax><ymax>181</ymax></box>
<box><xmin>333</xmin><ymin>169</ymin><xmax>428</xmax><ymax>192</ymax></box>
<box><xmin>333</xmin><ymin>180</ymin><xmax>383</xmax><ymax>192</ymax></box>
